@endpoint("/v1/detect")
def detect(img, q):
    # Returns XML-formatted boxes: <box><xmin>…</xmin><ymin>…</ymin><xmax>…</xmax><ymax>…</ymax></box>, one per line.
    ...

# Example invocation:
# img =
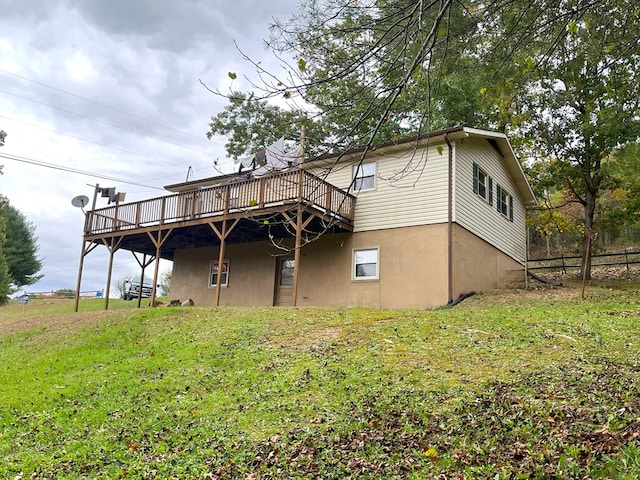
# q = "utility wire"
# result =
<box><xmin>0</xmin><ymin>114</ymin><xmax>174</xmax><ymax>164</ymax></box>
<box><xmin>0</xmin><ymin>88</ymin><xmax>216</xmax><ymax>156</ymax></box>
<box><xmin>0</xmin><ymin>68</ymin><xmax>221</xmax><ymax>146</ymax></box>
<box><xmin>0</xmin><ymin>152</ymin><xmax>166</xmax><ymax>190</ymax></box>
<box><xmin>0</xmin><ymin>119</ymin><xmax>217</xmax><ymax>187</ymax></box>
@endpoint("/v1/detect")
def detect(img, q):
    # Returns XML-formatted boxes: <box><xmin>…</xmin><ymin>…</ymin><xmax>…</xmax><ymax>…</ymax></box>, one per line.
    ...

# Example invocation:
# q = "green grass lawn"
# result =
<box><xmin>1</xmin><ymin>282</ymin><xmax>639</xmax><ymax>478</ymax></box>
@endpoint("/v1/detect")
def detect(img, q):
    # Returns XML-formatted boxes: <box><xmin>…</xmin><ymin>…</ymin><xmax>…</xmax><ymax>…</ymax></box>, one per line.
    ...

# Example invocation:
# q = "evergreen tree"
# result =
<box><xmin>0</xmin><ymin>131</ymin><xmax>9</xmax><ymax>302</ymax></box>
<box><xmin>0</xmin><ymin>196</ymin><xmax>11</xmax><ymax>304</ymax></box>
<box><xmin>4</xmin><ymin>205</ymin><xmax>43</xmax><ymax>290</ymax></box>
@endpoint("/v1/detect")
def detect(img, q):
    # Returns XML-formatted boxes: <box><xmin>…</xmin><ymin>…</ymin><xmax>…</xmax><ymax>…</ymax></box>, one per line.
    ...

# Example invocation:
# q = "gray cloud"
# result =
<box><xmin>0</xmin><ymin>0</ymin><xmax>301</xmax><ymax>294</ymax></box>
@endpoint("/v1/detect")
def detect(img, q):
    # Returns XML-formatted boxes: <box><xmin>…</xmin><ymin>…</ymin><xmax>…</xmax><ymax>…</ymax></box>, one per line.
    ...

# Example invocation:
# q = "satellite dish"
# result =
<box><xmin>17</xmin><ymin>294</ymin><xmax>30</xmax><ymax>305</ymax></box>
<box><xmin>71</xmin><ymin>195</ymin><xmax>90</xmax><ymax>208</ymax></box>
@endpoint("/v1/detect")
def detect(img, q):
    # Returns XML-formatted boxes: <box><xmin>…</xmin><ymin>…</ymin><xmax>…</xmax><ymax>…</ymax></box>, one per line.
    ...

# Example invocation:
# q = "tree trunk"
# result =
<box><xmin>581</xmin><ymin>190</ymin><xmax>597</xmax><ymax>280</ymax></box>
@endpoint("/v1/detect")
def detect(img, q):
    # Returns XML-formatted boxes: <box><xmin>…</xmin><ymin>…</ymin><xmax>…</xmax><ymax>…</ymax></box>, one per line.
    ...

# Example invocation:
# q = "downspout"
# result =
<box><xmin>525</xmin><ymin>226</ymin><xmax>530</xmax><ymax>289</ymax></box>
<box><xmin>444</xmin><ymin>133</ymin><xmax>453</xmax><ymax>304</ymax></box>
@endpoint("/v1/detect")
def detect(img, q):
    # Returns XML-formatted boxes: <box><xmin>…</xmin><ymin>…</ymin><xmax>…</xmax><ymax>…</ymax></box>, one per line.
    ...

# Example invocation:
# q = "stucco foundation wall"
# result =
<box><xmin>169</xmin><ymin>223</ymin><xmax>525</xmax><ymax>309</ymax></box>
<box><xmin>451</xmin><ymin>224</ymin><xmax>525</xmax><ymax>298</ymax></box>
<box><xmin>169</xmin><ymin>224</ymin><xmax>451</xmax><ymax>309</ymax></box>
<box><xmin>170</xmin><ymin>243</ymin><xmax>278</xmax><ymax>307</ymax></box>
<box><xmin>295</xmin><ymin>224</ymin><xmax>450</xmax><ymax>309</ymax></box>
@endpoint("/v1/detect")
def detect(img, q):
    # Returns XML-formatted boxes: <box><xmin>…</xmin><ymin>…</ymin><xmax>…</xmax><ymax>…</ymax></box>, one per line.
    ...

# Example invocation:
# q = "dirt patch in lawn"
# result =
<box><xmin>0</xmin><ymin>309</ymin><xmax>131</xmax><ymax>337</ymax></box>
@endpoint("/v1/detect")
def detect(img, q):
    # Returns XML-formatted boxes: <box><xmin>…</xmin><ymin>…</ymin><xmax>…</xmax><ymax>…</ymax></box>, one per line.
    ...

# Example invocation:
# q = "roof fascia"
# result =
<box><xmin>460</xmin><ymin>128</ymin><xmax>537</xmax><ymax>206</ymax></box>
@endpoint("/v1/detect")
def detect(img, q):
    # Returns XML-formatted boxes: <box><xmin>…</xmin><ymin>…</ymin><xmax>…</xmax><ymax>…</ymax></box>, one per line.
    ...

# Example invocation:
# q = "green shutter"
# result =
<box><xmin>496</xmin><ymin>185</ymin><xmax>502</xmax><ymax>213</ymax></box>
<box><xmin>472</xmin><ymin>162</ymin><xmax>479</xmax><ymax>194</ymax></box>
<box><xmin>509</xmin><ymin>195</ymin><xmax>513</xmax><ymax>222</ymax></box>
<box><xmin>488</xmin><ymin>177</ymin><xmax>493</xmax><ymax>206</ymax></box>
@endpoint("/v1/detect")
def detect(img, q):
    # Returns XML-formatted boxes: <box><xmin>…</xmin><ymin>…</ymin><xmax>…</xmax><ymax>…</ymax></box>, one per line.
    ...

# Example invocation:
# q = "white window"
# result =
<box><xmin>353</xmin><ymin>248</ymin><xmax>379</xmax><ymax>280</ymax></box>
<box><xmin>496</xmin><ymin>185</ymin><xmax>514</xmax><ymax>221</ymax></box>
<box><xmin>209</xmin><ymin>260</ymin><xmax>230</xmax><ymax>287</ymax></box>
<box><xmin>473</xmin><ymin>162</ymin><xmax>493</xmax><ymax>205</ymax></box>
<box><xmin>354</xmin><ymin>162</ymin><xmax>376</xmax><ymax>191</ymax></box>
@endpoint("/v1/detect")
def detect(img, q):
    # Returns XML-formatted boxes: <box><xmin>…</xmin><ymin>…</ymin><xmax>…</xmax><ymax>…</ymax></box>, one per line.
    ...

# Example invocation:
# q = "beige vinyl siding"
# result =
<box><xmin>454</xmin><ymin>138</ymin><xmax>527</xmax><ymax>263</ymax></box>
<box><xmin>307</xmin><ymin>145</ymin><xmax>450</xmax><ymax>232</ymax></box>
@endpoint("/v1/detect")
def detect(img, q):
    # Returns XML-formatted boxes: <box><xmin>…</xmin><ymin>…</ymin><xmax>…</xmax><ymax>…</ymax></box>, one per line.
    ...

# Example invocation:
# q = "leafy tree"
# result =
<box><xmin>206</xmin><ymin>92</ymin><xmax>326</xmax><ymax>159</ymax></box>
<box><xmin>520</xmin><ymin>3</ymin><xmax>640</xmax><ymax>277</ymax></box>
<box><xmin>159</xmin><ymin>270</ymin><xmax>172</xmax><ymax>297</ymax></box>
<box><xmin>0</xmin><ymin>131</ymin><xmax>9</xmax><ymax>303</ymax></box>
<box><xmin>609</xmin><ymin>143</ymin><xmax>640</xmax><ymax>221</ymax></box>
<box><xmin>212</xmin><ymin>0</ymin><xmax>593</xmax><ymax>148</ymax></box>
<box><xmin>4</xmin><ymin>205</ymin><xmax>43</xmax><ymax>289</ymax></box>
<box><xmin>604</xmin><ymin>143</ymin><xmax>640</xmax><ymax>244</ymax></box>
<box><xmin>527</xmin><ymin>189</ymin><xmax>583</xmax><ymax>259</ymax></box>
<box><xmin>0</xmin><ymin>196</ymin><xmax>11</xmax><ymax>304</ymax></box>
<box><xmin>208</xmin><ymin>0</ymin><xmax>640</xmax><ymax>276</ymax></box>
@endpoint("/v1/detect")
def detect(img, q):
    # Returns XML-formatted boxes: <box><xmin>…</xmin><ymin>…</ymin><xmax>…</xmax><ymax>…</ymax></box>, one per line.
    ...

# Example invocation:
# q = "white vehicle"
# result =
<box><xmin>123</xmin><ymin>278</ymin><xmax>154</xmax><ymax>300</ymax></box>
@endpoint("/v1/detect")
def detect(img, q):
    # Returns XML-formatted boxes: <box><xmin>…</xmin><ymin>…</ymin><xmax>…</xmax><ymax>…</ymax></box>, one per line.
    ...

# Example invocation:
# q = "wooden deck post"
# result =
<box><xmin>209</xmin><ymin>218</ymin><xmax>241</xmax><ymax>306</ymax></box>
<box><xmin>258</xmin><ymin>177</ymin><xmax>265</xmax><ymax>208</ymax></box>
<box><xmin>281</xmin><ymin>208</ymin><xmax>315</xmax><ymax>308</ymax></box>
<box><xmin>297</xmin><ymin>169</ymin><xmax>304</xmax><ymax>202</ymax></box>
<box><xmin>131</xmin><ymin>252</ymin><xmax>155</xmax><ymax>308</ymax></box>
<box><xmin>101</xmin><ymin>236</ymin><xmax>124</xmax><ymax>310</ymax></box>
<box><xmin>146</xmin><ymin>229</ymin><xmax>174</xmax><ymax>307</ymax></box>
<box><xmin>215</xmin><ymin>219</ymin><xmax>228</xmax><ymax>306</ymax></box>
<box><xmin>292</xmin><ymin>207</ymin><xmax>303</xmax><ymax>307</ymax></box>
<box><xmin>190</xmin><ymin>191</ymin><xmax>197</xmax><ymax>218</ymax></box>
<box><xmin>160</xmin><ymin>197</ymin><xmax>166</xmax><ymax>224</ymax></box>
<box><xmin>151</xmin><ymin>248</ymin><xmax>161</xmax><ymax>306</ymax></box>
<box><xmin>223</xmin><ymin>185</ymin><xmax>230</xmax><ymax>215</ymax></box>
<box><xmin>73</xmin><ymin>241</ymin><xmax>86</xmax><ymax>312</ymax></box>
<box><xmin>73</xmin><ymin>240</ymin><xmax>99</xmax><ymax>312</ymax></box>
<box><xmin>135</xmin><ymin>203</ymin><xmax>141</xmax><ymax>228</ymax></box>
<box><xmin>325</xmin><ymin>184</ymin><xmax>332</xmax><ymax>213</ymax></box>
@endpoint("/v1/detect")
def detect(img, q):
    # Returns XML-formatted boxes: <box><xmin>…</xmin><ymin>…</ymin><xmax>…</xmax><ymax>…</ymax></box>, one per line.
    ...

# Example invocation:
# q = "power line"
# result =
<box><xmin>0</xmin><ymin>114</ymin><xmax>171</xmax><ymax>164</ymax></box>
<box><xmin>0</xmin><ymin>67</ymin><xmax>222</xmax><ymax>146</ymax></box>
<box><xmin>0</xmin><ymin>152</ymin><xmax>166</xmax><ymax>190</ymax></box>
<box><xmin>0</xmin><ymin>88</ymin><xmax>217</xmax><ymax>156</ymax></box>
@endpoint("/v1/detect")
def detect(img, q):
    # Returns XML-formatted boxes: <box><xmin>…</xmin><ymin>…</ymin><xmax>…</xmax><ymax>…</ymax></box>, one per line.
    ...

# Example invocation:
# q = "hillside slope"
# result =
<box><xmin>1</xmin><ymin>284</ymin><xmax>639</xmax><ymax>478</ymax></box>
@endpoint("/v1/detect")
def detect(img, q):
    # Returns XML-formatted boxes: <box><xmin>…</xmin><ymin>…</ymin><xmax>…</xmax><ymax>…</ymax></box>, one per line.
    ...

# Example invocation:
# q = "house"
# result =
<box><xmin>74</xmin><ymin>126</ymin><xmax>536</xmax><ymax>310</ymax></box>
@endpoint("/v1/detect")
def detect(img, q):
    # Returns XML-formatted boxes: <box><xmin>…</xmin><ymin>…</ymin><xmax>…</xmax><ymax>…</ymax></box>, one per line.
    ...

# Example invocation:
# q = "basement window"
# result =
<box><xmin>353</xmin><ymin>162</ymin><xmax>376</xmax><ymax>191</ymax></box>
<box><xmin>353</xmin><ymin>248</ymin><xmax>379</xmax><ymax>280</ymax></box>
<box><xmin>209</xmin><ymin>260</ymin><xmax>230</xmax><ymax>288</ymax></box>
<box><xmin>496</xmin><ymin>185</ymin><xmax>514</xmax><ymax>221</ymax></box>
<box><xmin>473</xmin><ymin>162</ymin><xmax>493</xmax><ymax>205</ymax></box>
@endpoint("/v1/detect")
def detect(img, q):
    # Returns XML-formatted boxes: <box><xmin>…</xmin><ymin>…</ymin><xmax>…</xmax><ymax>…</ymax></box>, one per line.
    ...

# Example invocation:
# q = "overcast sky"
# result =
<box><xmin>0</xmin><ymin>0</ymin><xmax>301</xmax><ymax>297</ymax></box>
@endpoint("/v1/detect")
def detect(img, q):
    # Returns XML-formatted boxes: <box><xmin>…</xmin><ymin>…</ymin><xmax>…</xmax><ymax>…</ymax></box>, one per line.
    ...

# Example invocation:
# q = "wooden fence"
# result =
<box><xmin>527</xmin><ymin>248</ymin><xmax>640</xmax><ymax>273</ymax></box>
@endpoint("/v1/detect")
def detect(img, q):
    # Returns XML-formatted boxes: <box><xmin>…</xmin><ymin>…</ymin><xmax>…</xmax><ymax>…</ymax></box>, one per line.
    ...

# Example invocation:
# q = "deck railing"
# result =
<box><xmin>85</xmin><ymin>169</ymin><xmax>356</xmax><ymax>235</ymax></box>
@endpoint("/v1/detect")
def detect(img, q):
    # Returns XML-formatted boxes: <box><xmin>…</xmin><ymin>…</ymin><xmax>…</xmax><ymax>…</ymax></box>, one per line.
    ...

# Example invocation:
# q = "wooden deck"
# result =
<box><xmin>84</xmin><ymin>169</ymin><xmax>356</xmax><ymax>236</ymax></box>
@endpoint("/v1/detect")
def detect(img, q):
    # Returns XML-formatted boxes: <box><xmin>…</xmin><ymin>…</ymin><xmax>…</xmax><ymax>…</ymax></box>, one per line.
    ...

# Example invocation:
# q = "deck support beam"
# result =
<box><xmin>147</xmin><ymin>228</ymin><xmax>174</xmax><ymax>307</ymax></box>
<box><xmin>73</xmin><ymin>240</ymin><xmax>100</xmax><ymax>312</ymax></box>
<box><xmin>209</xmin><ymin>217</ymin><xmax>240</xmax><ymax>306</ymax></box>
<box><xmin>101</xmin><ymin>236</ymin><xmax>124</xmax><ymax>310</ymax></box>
<box><xmin>292</xmin><ymin>208</ymin><xmax>302</xmax><ymax>307</ymax></box>
<box><xmin>131</xmin><ymin>252</ymin><xmax>156</xmax><ymax>308</ymax></box>
<box><xmin>281</xmin><ymin>208</ymin><xmax>314</xmax><ymax>307</ymax></box>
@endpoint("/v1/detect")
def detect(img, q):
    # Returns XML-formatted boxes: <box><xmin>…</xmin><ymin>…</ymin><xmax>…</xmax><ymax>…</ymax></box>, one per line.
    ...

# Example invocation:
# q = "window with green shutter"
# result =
<box><xmin>473</xmin><ymin>162</ymin><xmax>493</xmax><ymax>205</ymax></box>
